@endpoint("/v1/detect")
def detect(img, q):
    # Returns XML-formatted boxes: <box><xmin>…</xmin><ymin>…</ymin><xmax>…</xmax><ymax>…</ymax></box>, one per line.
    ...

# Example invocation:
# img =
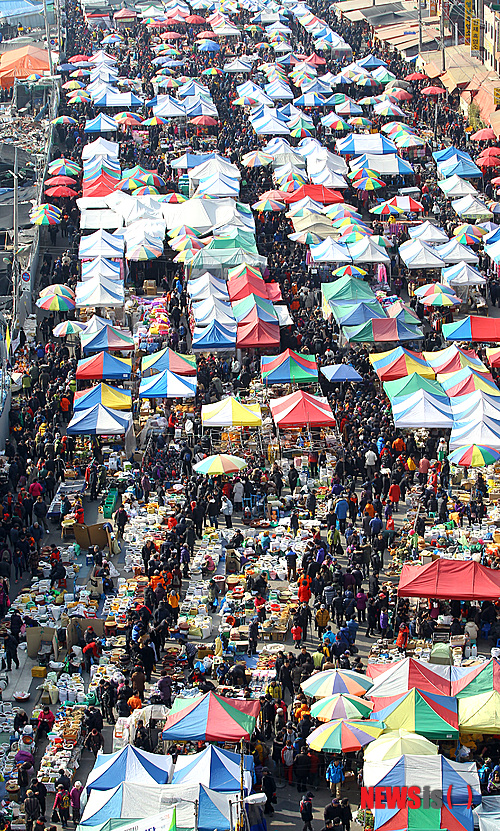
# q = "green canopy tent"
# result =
<box><xmin>383</xmin><ymin>373</ymin><xmax>447</xmax><ymax>401</ymax></box>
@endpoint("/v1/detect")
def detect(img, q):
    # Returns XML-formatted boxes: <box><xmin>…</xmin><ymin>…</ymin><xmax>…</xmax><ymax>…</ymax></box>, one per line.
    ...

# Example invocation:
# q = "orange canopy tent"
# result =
<box><xmin>0</xmin><ymin>46</ymin><xmax>50</xmax><ymax>87</ymax></box>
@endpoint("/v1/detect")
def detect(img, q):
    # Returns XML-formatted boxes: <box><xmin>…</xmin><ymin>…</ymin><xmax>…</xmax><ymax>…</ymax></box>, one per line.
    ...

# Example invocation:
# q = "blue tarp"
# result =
<box><xmin>0</xmin><ymin>0</ymin><xmax>42</xmax><ymax>18</ymax></box>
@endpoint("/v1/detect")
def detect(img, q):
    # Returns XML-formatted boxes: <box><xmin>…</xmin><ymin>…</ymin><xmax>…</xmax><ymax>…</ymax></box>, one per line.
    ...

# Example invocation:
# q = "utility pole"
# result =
<box><xmin>12</xmin><ymin>146</ymin><xmax>18</xmax><ymax>328</ymax></box>
<box><xmin>419</xmin><ymin>0</ymin><xmax>423</xmax><ymax>51</ymax></box>
<box><xmin>41</xmin><ymin>0</ymin><xmax>53</xmax><ymax>75</ymax></box>
<box><xmin>441</xmin><ymin>7</ymin><xmax>446</xmax><ymax>70</ymax></box>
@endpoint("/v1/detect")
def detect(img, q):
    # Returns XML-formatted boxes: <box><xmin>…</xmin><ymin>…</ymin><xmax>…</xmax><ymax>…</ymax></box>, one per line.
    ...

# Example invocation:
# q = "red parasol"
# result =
<box><xmin>162</xmin><ymin>31</ymin><xmax>184</xmax><ymax>38</ymax></box>
<box><xmin>471</xmin><ymin>127</ymin><xmax>496</xmax><ymax>140</ymax></box>
<box><xmin>421</xmin><ymin>85</ymin><xmax>445</xmax><ymax>95</ymax></box>
<box><xmin>190</xmin><ymin>115</ymin><xmax>218</xmax><ymax>125</ymax></box>
<box><xmin>478</xmin><ymin>157</ymin><xmax>500</xmax><ymax>167</ymax></box>
<box><xmin>45</xmin><ymin>186</ymin><xmax>79</xmax><ymax>197</ymax></box>
<box><xmin>44</xmin><ymin>175</ymin><xmax>77</xmax><ymax>186</ymax></box>
<box><xmin>405</xmin><ymin>71</ymin><xmax>428</xmax><ymax>80</ymax></box>
<box><xmin>390</xmin><ymin>89</ymin><xmax>413</xmax><ymax>100</ymax></box>
<box><xmin>185</xmin><ymin>14</ymin><xmax>206</xmax><ymax>22</ymax></box>
<box><xmin>68</xmin><ymin>55</ymin><xmax>89</xmax><ymax>63</ymax></box>
<box><xmin>198</xmin><ymin>30</ymin><xmax>218</xmax><ymax>37</ymax></box>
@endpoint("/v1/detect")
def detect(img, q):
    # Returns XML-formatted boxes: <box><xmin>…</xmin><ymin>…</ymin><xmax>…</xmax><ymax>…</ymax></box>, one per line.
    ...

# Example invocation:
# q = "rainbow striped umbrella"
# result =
<box><xmin>348</xmin><ymin>168</ymin><xmax>379</xmax><ymax>181</ymax></box>
<box><xmin>448</xmin><ymin>444</ymin><xmax>500</xmax><ymax>467</ymax></box>
<box><xmin>420</xmin><ymin>290</ymin><xmax>461</xmax><ymax>307</ymax></box>
<box><xmin>31</xmin><ymin>212</ymin><xmax>61</xmax><ymax>225</ymax></box>
<box><xmin>301</xmin><ymin>669</ymin><xmax>373</xmax><ymax>698</ymax></box>
<box><xmin>168</xmin><ymin>225</ymin><xmax>203</xmax><ymax>238</ymax></box>
<box><xmin>159</xmin><ymin>193</ymin><xmax>186</xmax><ymax>203</ymax></box>
<box><xmin>134</xmin><ymin>186</ymin><xmax>160</xmax><ymax>195</ymax></box>
<box><xmin>39</xmin><ymin>284</ymin><xmax>75</xmax><ymax>298</ymax></box>
<box><xmin>242</xmin><ymin>151</ymin><xmax>274</xmax><ymax>167</ymax></box>
<box><xmin>193</xmin><ymin>454</ymin><xmax>247</xmax><ymax>475</ymax></box>
<box><xmin>51</xmin><ymin>116</ymin><xmax>78</xmax><ymax>126</ymax></box>
<box><xmin>307</xmin><ymin>719</ymin><xmax>385</xmax><ymax>753</ymax></box>
<box><xmin>310</xmin><ymin>694</ymin><xmax>374</xmax><ymax>722</ymax></box>
<box><xmin>333</xmin><ymin>265</ymin><xmax>367</xmax><ymax>277</ymax></box>
<box><xmin>414</xmin><ymin>283</ymin><xmax>457</xmax><ymax>298</ymax></box>
<box><xmin>36</xmin><ymin>293</ymin><xmax>75</xmax><ymax>312</ymax></box>
<box><xmin>142</xmin><ymin>116</ymin><xmax>168</xmax><ymax>126</ymax></box>
<box><xmin>348</xmin><ymin>116</ymin><xmax>372</xmax><ymax>127</ymax></box>
<box><xmin>352</xmin><ymin>176</ymin><xmax>385</xmax><ymax>191</ymax></box>
<box><xmin>53</xmin><ymin>320</ymin><xmax>87</xmax><ymax>337</ymax></box>
<box><xmin>251</xmin><ymin>198</ymin><xmax>285</xmax><ymax>212</ymax></box>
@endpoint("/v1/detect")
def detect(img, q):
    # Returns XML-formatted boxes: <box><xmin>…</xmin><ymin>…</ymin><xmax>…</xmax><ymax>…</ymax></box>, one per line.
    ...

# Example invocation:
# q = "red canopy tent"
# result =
<box><xmin>83</xmin><ymin>174</ymin><xmax>119</xmax><ymax>197</ymax></box>
<box><xmin>236</xmin><ymin>312</ymin><xmax>280</xmax><ymax>348</ymax></box>
<box><xmin>228</xmin><ymin>273</ymin><xmax>281</xmax><ymax>303</ymax></box>
<box><xmin>398</xmin><ymin>559</ymin><xmax>500</xmax><ymax>601</ymax></box>
<box><xmin>270</xmin><ymin>390</ymin><xmax>336</xmax><ymax>428</ymax></box>
<box><xmin>284</xmin><ymin>185</ymin><xmax>344</xmax><ymax>204</ymax></box>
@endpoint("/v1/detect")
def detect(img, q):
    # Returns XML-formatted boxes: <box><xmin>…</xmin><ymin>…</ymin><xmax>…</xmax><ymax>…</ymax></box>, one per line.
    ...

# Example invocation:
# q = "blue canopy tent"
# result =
<box><xmin>138</xmin><ymin>370</ymin><xmax>197</xmax><ymax>399</ymax></box>
<box><xmin>334</xmin><ymin>302</ymin><xmax>387</xmax><ymax>327</ymax></box>
<box><xmin>85</xmin><ymin>747</ymin><xmax>173</xmax><ymax>795</ymax></box>
<box><xmin>321</xmin><ymin>364</ymin><xmax>363</xmax><ymax>382</ymax></box>
<box><xmin>192</xmin><ymin>321</ymin><xmax>237</xmax><ymax>352</ymax></box>
<box><xmin>172</xmin><ymin>745</ymin><xmax>254</xmax><ymax>793</ymax></box>
<box><xmin>84</xmin><ymin>114</ymin><xmax>119</xmax><ymax>133</ymax></box>
<box><xmin>66</xmin><ymin>404</ymin><xmax>132</xmax><ymax>435</ymax></box>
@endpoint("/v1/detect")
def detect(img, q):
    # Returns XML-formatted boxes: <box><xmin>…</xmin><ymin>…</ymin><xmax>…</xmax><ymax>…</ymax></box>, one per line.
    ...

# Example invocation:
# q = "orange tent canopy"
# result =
<box><xmin>0</xmin><ymin>45</ymin><xmax>50</xmax><ymax>87</ymax></box>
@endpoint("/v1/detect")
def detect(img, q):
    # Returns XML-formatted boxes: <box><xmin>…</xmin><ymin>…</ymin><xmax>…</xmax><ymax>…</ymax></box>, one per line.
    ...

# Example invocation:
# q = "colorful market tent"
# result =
<box><xmin>369</xmin><ymin>347</ymin><xmax>434</xmax><ymax>381</ymax></box>
<box><xmin>138</xmin><ymin>370</ymin><xmax>197</xmax><ymax>399</ymax></box>
<box><xmin>362</xmin><ymin>754</ymin><xmax>480</xmax><ymax>831</ymax></box>
<box><xmin>80</xmin><ymin>782</ymin><xmax>243</xmax><ymax>831</ymax></box>
<box><xmin>458</xmin><ymin>692</ymin><xmax>500</xmax><ymax>732</ymax></box>
<box><xmin>439</xmin><ymin>367</ymin><xmax>500</xmax><ymax>398</ymax></box>
<box><xmin>73</xmin><ymin>384</ymin><xmax>132</xmax><ymax>411</ymax></box>
<box><xmin>162</xmin><ymin>692</ymin><xmax>256</xmax><ymax>741</ymax></box>
<box><xmin>75</xmin><ymin>276</ymin><xmax>125</xmax><ymax>308</ymax></box>
<box><xmin>77</xmin><ymin>809</ymin><xmax>176</xmax><ymax>831</ymax></box>
<box><xmin>451</xmin><ymin>659</ymin><xmax>500</xmax><ymax>698</ymax></box>
<box><xmin>369</xmin><ymin>658</ymin><xmax>453</xmax><ymax>698</ymax></box>
<box><xmin>261</xmin><ymin>349</ymin><xmax>318</xmax><ymax>384</ymax></box>
<box><xmin>370</xmin><ymin>689</ymin><xmax>459</xmax><ymax>739</ymax></box>
<box><xmin>473</xmin><ymin>796</ymin><xmax>500</xmax><ymax>831</ymax></box>
<box><xmin>201</xmin><ymin>397</ymin><xmax>262</xmax><ymax>427</ymax></box>
<box><xmin>270</xmin><ymin>390</ymin><xmax>336</xmax><ymax>428</ymax></box>
<box><xmin>450</xmin><ymin>416</ymin><xmax>500</xmax><ymax>450</ymax></box>
<box><xmin>232</xmin><ymin>294</ymin><xmax>277</xmax><ymax>324</ymax></box>
<box><xmin>398</xmin><ymin>559</ymin><xmax>500</xmax><ymax>601</ymax></box>
<box><xmin>80</xmin><ymin>323</ymin><xmax>134</xmax><ymax>353</ymax></box>
<box><xmin>423</xmin><ymin>345</ymin><xmax>488</xmax><ymax>374</ymax></box>
<box><xmin>192</xmin><ymin>321</ymin><xmax>237</xmax><ymax>352</ymax></box>
<box><xmin>76</xmin><ymin>353</ymin><xmax>132</xmax><ymax>380</ymax></box>
<box><xmin>85</xmin><ymin>747</ymin><xmax>173</xmax><ymax>794</ymax></box>
<box><xmin>141</xmin><ymin>349</ymin><xmax>197</xmax><ymax>377</ymax></box>
<box><xmin>227</xmin><ymin>272</ymin><xmax>281</xmax><ymax>303</ymax></box>
<box><xmin>442</xmin><ymin>316</ymin><xmax>500</xmax><ymax>341</ymax></box>
<box><xmin>172</xmin><ymin>745</ymin><xmax>253</xmax><ymax>794</ymax></box>
<box><xmin>66</xmin><ymin>404</ymin><xmax>132</xmax><ymax>436</ymax></box>
<box><xmin>343</xmin><ymin>318</ymin><xmax>423</xmax><ymax>342</ymax></box>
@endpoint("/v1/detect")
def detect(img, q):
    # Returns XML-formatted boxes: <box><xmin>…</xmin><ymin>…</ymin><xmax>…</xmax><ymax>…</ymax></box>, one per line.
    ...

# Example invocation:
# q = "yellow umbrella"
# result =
<box><xmin>363</xmin><ymin>729</ymin><xmax>439</xmax><ymax>761</ymax></box>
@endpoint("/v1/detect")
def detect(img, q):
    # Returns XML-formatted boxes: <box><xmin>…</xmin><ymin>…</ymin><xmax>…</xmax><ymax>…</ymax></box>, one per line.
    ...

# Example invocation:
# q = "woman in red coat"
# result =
<box><xmin>388</xmin><ymin>482</ymin><xmax>401</xmax><ymax>512</ymax></box>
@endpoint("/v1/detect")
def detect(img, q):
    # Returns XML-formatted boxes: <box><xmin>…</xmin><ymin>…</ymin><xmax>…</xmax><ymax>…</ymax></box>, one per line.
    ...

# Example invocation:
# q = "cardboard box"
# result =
<box><xmin>31</xmin><ymin>666</ymin><xmax>47</xmax><ymax>678</ymax></box>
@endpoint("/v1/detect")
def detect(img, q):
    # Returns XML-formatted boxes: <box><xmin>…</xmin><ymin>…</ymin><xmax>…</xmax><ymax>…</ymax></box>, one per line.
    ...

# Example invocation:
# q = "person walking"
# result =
<box><xmin>300</xmin><ymin>792</ymin><xmax>315</xmax><ymax>831</ymax></box>
<box><xmin>24</xmin><ymin>790</ymin><xmax>41</xmax><ymax>831</ymax></box>
<box><xmin>53</xmin><ymin>785</ymin><xmax>71</xmax><ymax>828</ymax></box>
<box><xmin>326</xmin><ymin>758</ymin><xmax>345</xmax><ymax>798</ymax></box>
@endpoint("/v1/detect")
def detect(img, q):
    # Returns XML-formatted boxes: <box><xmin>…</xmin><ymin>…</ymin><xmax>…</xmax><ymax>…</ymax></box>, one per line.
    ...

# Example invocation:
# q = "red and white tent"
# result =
<box><xmin>269</xmin><ymin>390</ymin><xmax>336</xmax><ymax>428</ymax></box>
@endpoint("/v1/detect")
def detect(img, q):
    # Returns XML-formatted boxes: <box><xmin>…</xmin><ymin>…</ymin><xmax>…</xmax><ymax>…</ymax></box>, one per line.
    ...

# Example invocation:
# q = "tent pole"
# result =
<box><xmin>239</xmin><ymin>739</ymin><xmax>245</xmax><ymax>831</ymax></box>
<box><xmin>194</xmin><ymin>799</ymin><xmax>198</xmax><ymax>831</ymax></box>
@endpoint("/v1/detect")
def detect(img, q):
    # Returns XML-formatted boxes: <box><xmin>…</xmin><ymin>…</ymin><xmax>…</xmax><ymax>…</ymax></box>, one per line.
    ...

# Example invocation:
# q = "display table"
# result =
<box><xmin>47</xmin><ymin>480</ymin><xmax>86</xmax><ymax>522</ymax></box>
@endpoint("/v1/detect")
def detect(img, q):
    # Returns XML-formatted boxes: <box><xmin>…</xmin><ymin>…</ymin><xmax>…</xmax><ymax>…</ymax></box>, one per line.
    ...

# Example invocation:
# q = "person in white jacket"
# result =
<box><xmin>233</xmin><ymin>480</ymin><xmax>244</xmax><ymax>513</ymax></box>
<box><xmin>464</xmin><ymin>619</ymin><xmax>479</xmax><ymax>645</ymax></box>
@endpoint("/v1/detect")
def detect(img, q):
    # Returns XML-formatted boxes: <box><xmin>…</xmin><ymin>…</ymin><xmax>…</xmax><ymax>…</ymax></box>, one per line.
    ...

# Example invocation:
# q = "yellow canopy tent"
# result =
<box><xmin>201</xmin><ymin>396</ymin><xmax>262</xmax><ymax>427</ymax></box>
<box><xmin>458</xmin><ymin>691</ymin><xmax>500</xmax><ymax>733</ymax></box>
